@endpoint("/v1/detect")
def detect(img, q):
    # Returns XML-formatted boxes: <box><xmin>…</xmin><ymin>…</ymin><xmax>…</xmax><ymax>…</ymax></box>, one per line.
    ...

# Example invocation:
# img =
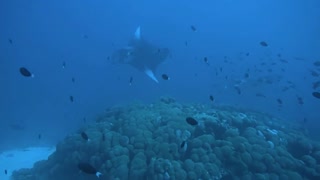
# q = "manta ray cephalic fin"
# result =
<box><xmin>134</xmin><ymin>26</ymin><xmax>141</xmax><ymax>40</ymax></box>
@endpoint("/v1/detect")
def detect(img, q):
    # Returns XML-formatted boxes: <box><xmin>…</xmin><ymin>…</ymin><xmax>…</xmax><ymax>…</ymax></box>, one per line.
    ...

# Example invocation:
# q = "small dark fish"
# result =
<box><xmin>62</xmin><ymin>61</ymin><xmax>66</xmax><ymax>69</ymax></box>
<box><xmin>312</xmin><ymin>92</ymin><xmax>320</xmax><ymax>99</ymax></box>
<box><xmin>71</xmin><ymin>77</ymin><xmax>75</xmax><ymax>83</ymax></box>
<box><xmin>277</xmin><ymin>98</ymin><xmax>283</xmax><ymax>105</ymax></box>
<box><xmin>83</xmin><ymin>117</ymin><xmax>86</xmax><ymax>123</ymax></box>
<box><xmin>38</xmin><ymin>133</ymin><xmax>41</xmax><ymax>140</ymax></box>
<box><xmin>19</xmin><ymin>67</ymin><xmax>33</xmax><ymax>77</ymax></box>
<box><xmin>186</xmin><ymin>117</ymin><xmax>198</xmax><ymax>126</ymax></box>
<box><xmin>4</xmin><ymin>169</ymin><xmax>7</xmax><ymax>175</ymax></box>
<box><xmin>255</xmin><ymin>93</ymin><xmax>266</xmax><ymax>98</ymax></box>
<box><xmin>209</xmin><ymin>95</ymin><xmax>214</xmax><ymax>102</ymax></box>
<box><xmin>303</xmin><ymin>118</ymin><xmax>307</xmax><ymax>123</ymax></box>
<box><xmin>313</xmin><ymin>61</ymin><xmax>320</xmax><ymax>67</ymax></box>
<box><xmin>277</xmin><ymin>53</ymin><xmax>282</xmax><ymax>58</ymax></box>
<box><xmin>294</xmin><ymin>57</ymin><xmax>304</xmax><ymax>61</ymax></box>
<box><xmin>78</xmin><ymin>162</ymin><xmax>102</xmax><ymax>177</ymax></box>
<box><xmin>9</xmin><ymin>123</ymin><xmax>25</xmax><ymax>131</ymax></box>
<box><xmin>279</xmin><ymin>59</ymin><xmax>288</xmax><ymax>63</ymax></box>
<box><xmin>246</xmin><ymin>52</ymin><xmax>250</xmax><ymax>56</ymax></box>
<box><xmin>180</xmin><ymin>141</ymin><xmax>186</xmax><ymax>148</ymax></box>
<box><xmin>8</xmin><ymin>38</ymin><xmax>13</xmax><ymax>44</ymax></box>
<box><xmin>190</xmin><ymin>25</ymin><xmax>197</xmax><ymax>32</ymax></box>
<box><xmin>297</xmin><ymin>96</ymin><xmax>304</xmax><ymax>105</ymax></box>
<box><xmin>82</xmin><ymin>34</ymin><xmax>88</xmax><ymax>39</ymax></box>
<box><xmin>313</xmin><ymin>81</ymin><xmax>320</xmax><ymax>90</ymax></box>
<box><xmin>234</xmin><ymin>86</ymin><xmax>241</xmax><ymax>95</ymax></box>
<box><xmin>6</xmin><ymin>154</ymin><xmax>14</xmax><ymax>157</ymax></box>
<box><xmin>244</xmin><ymin>73</ymin><xmax>249</xmax><ymax>78</ymax></box>
<box><xmin>129</xmin><ymin>76</ymin><xmax>133</xmax><ymax>85</ymax></box>
<box><xmin>161</xmin><ymin>74</ymin><xmax>170</xmax><ymax>80</ymax></box>
<box><xmin>310</xmin><ymin>70</ymin><xmax>319</xmax><ymax>77</ymax></box>
<box><xmin>185</xmin><ymin>41</ymin><xmax>188</xmax><ymax>46</ymax></box>
<box><xmin>260</xmin><ymin>41</ymin><xmax>268</xmax><ymax>47</ymax></box>
<box><xmin>81</xmin><ymin>132</ymin><xmax>89</xmax><ymax>141</ymax></box>
<box><xmin>70</xmin><ymin>96</ymin><xmax>74</xmax><ymax>103</ymax></box>
<box><xmin>203</xmin><ymin>57</ymin><xmax>209</xmax><ymax>65</ymax></box>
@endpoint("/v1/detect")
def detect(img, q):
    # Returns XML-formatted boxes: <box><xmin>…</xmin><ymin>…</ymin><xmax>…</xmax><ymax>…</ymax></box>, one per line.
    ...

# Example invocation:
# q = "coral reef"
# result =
<box><xmin>11</xmin><ymin>97</ymin><xmax>320</xmax><ymax>179</ymax></box>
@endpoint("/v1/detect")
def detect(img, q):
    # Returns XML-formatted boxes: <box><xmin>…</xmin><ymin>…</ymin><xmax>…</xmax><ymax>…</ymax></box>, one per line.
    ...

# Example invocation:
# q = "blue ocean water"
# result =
<box><xmin>1</xmin><ymin>0</ymin><xmax>320</xmax><ymax>179</ymax></box>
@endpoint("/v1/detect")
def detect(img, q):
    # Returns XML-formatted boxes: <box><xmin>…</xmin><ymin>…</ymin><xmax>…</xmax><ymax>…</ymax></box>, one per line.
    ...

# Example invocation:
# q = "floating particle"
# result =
<box><xmin>186</xmin><ymin>117</ymin><xmax>198</xmax><ymax>126</ymax></box>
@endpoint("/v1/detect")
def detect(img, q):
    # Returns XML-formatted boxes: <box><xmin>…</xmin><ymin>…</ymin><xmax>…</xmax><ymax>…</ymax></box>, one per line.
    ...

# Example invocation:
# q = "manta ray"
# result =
<box><xmin>112</xmin><ymin>26</ymin><xmax>170</xmax><ymax>83</ymax></box>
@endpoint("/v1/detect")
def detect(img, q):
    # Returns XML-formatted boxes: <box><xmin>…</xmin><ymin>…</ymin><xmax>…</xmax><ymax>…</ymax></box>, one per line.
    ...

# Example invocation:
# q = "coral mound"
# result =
<box><xmin>12</xmin><ymin>97</ymin><xmax>320</xmax><ymax>179</ymax></box>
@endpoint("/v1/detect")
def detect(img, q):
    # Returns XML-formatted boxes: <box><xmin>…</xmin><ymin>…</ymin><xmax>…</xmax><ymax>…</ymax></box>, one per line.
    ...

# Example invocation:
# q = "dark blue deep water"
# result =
<box><xmin>1</xmin><ymin>0</ymin><xmax>320</xmax><ymax>179</ymax></box>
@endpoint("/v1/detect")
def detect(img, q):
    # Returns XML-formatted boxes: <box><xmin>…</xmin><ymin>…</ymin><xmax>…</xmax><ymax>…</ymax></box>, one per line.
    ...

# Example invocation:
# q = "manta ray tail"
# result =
<box><xmin>134</xmin><ymin>26</ymin><xmax>141</xmax><ymax>40</ymax></box>
<box><xmin>144</xmin><ymin>68</ymin><xmax>159</xmax><ymax>83</ymax></box>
